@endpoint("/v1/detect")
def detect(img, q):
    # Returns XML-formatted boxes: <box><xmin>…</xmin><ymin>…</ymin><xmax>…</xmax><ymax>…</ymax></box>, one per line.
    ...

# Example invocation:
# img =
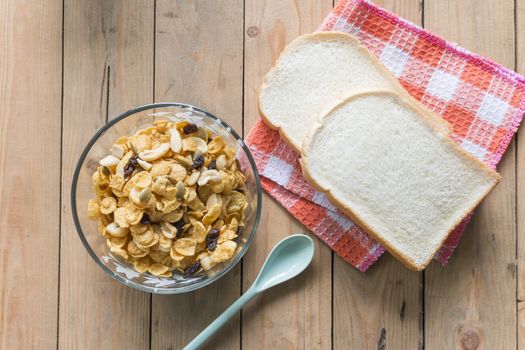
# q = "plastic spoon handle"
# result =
<box><xmin>182</xmin><ymin>287</ymin><xmax>258</xmax><ymax>350</ymax></box>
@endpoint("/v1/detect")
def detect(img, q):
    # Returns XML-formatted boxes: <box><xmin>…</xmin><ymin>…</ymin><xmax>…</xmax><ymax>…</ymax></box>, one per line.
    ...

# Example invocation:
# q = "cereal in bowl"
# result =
<box><xmin>87</xmin><ymin>120</ymin><xmax>247</xmax><ymax>278</ymax></box>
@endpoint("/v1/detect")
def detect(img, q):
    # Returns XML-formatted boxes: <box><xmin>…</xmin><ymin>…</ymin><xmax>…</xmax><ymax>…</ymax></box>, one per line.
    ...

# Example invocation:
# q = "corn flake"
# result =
<box><xmin>157</xmin><ymin>234</ymin><xmax>173</xmax><ymax>252</ymax></box>
<box><xmin>192</xmin><ymin>222</ymin><xmax>207</xmax><ymax>243</ymax></box>
<box><xmin>207</xmin><ymin>136</ymin><xmax>225</xmax><ymax>154</ymax></box>
<box><xmin>182</xmin><ymin>137</ymin><xmax>208</xmax><ymax>154</ymax></box>
<box><xmin>219</xmin><ymin>229</ymin><xmax>237</xmax><ymax>243</ymax></box>
<box><xmin>202</xmin><ymin>205</ymin><xmax>221</xmax><ymax>226</ymax></box>
<box><xmin>187</xmin><ymin>197</ymin><xmax>205</xmax><ymax>212</ymax></box>
<box><xmin>148</xmin><ymin>263</ymin><xmax>170</xmax><ymax>276</ymax></box>
<box><xmin>87</xmin><ymin>199</ymin><xmax>100</xmax><ymax>220</ymax></box>
<box><xmin>170</xmin><ymin>163</ymin><xmax>187</xmax><ymax>182</ymax></box>
<box><xmin>129</xmin><ymin>134</ymin><xmax>151</xmax><ymax>153</ymax></box>
<box><xmin>162</xmin><ymin>210</ymin><xmax>183</xmax><ymax>223</ymax></box>
<box><xmin>149</xmin><ymin>249</ymin><xmax>170</xmax><ymax>264</ymax></box>
<box><xmin>149</xmin><ymin>160</ymin><xmax>173</xmax><ymax>179</ymax></box>
<box><xmin>127</xmin><ymin>240</ymin><xmax>150</xmax><ymax>258</ymax></box>
<box><xmin>173</xmin><ymin>238</ymin><xmax>197</xmax><ymax>256</ymax></box>
<box><xmin>133</xmin><ymin>228</ymin><xmax>158</xmax><ymax>249</ymax></box>
<box><xmin>125</xmin><ymin>203</ymin><xmax>143</xmax><ymax>226</ymax></box>
<box><xmin>133</xmin><ymin>258</ymin><xmax>151</xmax><ymax>273</ymax></box>
<box><xmin>131</xmin><ymin>171</ymin><xmax>152</xmax><ymax>188</ymax></box>
<box><xmin>170</xmin><ymin>248</ymin><xmax>185</xmax><ymax>261</ymax></box>
<box><xmin>109</xmin><ymin>175</ymin><xmax>126</xmax><ymax>191</ymax></box>
<box><xmin>210</xmin><ymin>241</ymin><xmax>237</xmax><ymax>263</ymax></box>
<box><xmin>227</xmin><ymin>191</ymin><xmax>247</xmax><ymax>214</ymax></box>
<box><xmin>100</xmin><ymin>197</ymin><xmax>117</xmax><ymax>215</ymax></box>
<box><xmin>110</xmin><ymin>246</ymin><xmax>129</xmax><ymax>260</ymax></box>
<box><xmin>130</xmin><ymin>224</ymin><xmax>148</xmax><ymax>235</ymax></box>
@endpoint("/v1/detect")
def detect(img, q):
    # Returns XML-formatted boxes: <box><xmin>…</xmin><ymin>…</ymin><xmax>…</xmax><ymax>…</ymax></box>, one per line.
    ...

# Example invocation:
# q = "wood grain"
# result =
<box><xmin>59</xmin><ymin>1</ymin><xmax>152</xmax><ymax>349</ymax></box>
<box><xmin>243</xmin><ymin>1</ymin><xmax>333</xmax><ymax>349</ymax></box>
<box><xmin>151</xmin><ymin>1</ymin><xmax>243</xmax><ymax>349</ymax></box>
<box><xmin>331</xmin><ymin>1</ymin><xmax>423</xmax><ymax>349</ymax></box>
<box><xmin>0</xmin><ymin>0</ymin><xmax>62</xmax><ymax>349</ymax></box>
<box><xmin>424</xmin><ymin>1</ymin><xmax>517</xmax><ymax>349</ymax></box>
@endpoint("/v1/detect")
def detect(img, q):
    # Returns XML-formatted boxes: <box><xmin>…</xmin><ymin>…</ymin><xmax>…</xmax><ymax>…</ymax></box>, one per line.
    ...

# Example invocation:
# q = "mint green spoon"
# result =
<box><xmin>183</xmin><ymin>234</ymin><xmax>315</xmax><ymax>350</ymax></box>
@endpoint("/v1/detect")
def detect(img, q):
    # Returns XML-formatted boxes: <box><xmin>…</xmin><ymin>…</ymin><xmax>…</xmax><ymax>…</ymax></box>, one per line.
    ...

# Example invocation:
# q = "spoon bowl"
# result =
<box><xmin>252</xmin><ymin>234</ymin><xmax>315</xmax><ymax>292</ymax></box>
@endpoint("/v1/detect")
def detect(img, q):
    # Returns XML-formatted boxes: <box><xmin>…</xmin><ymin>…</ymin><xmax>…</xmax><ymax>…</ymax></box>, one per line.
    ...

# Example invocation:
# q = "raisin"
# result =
<box><xmin>208</xmin><ymin>159</ymin><xmax>216</xmax><ymax>170</ymax></box>
<box><xmin>172</xmin><ymin>219</ymin><xmax>185</xmax><ymax>237</ymax></box>
<box><xmin>101</xmin><ymin>166</ymin><xmax>111</xmax><ymax>177</ymax></box>
<box><xmin>206</xmin><ymin>228</ymin><xmax>220</xmax><ymax>251</ymax></box>
<box><xmin>192</xmin><ymin>154</ymin><xmax>204</xmax><ymax>169</ymax></box>
<box><xmin>123</xmin><ymin>155</ymin><xmax>139</xmax><ymax>178</ymax></box>
<box><xmin>183</xmin><ymin>261</ymin><xmax>201</xmax><ymax>277</ymax></box>
<box><xmin>183</xmin><ymin>123</ymin><xmax>198</xmax><ymax>134</ymax></box>
<box><xmin>172</xmin><ymin>219</ymin><xmax>185</xmax><ymax>230</ymax></box>
<box><xmin>140</xmin><ymin>213</ymin><xmax>151</xmax><ymax>225</ymax></box>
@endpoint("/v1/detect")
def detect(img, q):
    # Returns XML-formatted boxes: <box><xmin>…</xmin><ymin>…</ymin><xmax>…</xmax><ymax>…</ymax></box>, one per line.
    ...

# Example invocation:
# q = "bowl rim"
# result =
<box><xmin>71</xmin><ymin>102</ymin><xmax>262</xmax><ymax>294</ymax></box>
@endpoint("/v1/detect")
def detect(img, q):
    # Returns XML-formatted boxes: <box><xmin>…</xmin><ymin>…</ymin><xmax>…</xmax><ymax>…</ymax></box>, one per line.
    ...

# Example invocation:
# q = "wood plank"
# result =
<box><xmin>333</xmin><ymin>259</ymin><xmax>422</xmax><ymax>349</ymax></box>
<box><xmin>424</xmin><ymin>1</ymin><xmax>517</xmax><ymax>348</ymax></box>
<box><xmin>151</xmin><ymin>1</ymin><xmax>243</xmax><ymax>349</ymax></box>
<box><xmin>243</xmin><ymin>1</ymin><xmax>333</xmax><ymax>349</ymax></box>
<box><xmin>516</xmin><ymin>0</ymin><xmax>525</xmax><ymax>344</ymax></box>
<box><xmin>376</xmin><ymin>0</ymin><xmax>423</xmax><ymax>22</ymax></box>
<box><xmin>0</xmin><ymin>0</ymin><xmax>62</xmax><ymax>349</ymax></box>
<box><xmin>59</xmin><ymin>1</ymin><xmax>153</xmax><ymax>349</ymax></box>
<box><xmin>330</xmin><ymin>1</ymin><xmax>423</xmax><ymax>349</ymax></box>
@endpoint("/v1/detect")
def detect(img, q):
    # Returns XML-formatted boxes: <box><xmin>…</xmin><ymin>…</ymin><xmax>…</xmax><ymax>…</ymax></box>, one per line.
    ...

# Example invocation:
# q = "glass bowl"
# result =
<box><xmin>71</xmin><ymin>103</ymin><xmax>262</xmax><ymax>294</ymax></box>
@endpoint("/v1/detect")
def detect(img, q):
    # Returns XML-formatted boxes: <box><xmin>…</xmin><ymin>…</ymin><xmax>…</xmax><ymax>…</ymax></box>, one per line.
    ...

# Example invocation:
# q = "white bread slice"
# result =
<box><xmin>300</xmin><ymin>91</ymin><xmax>500</xmax><ymax>270</ymax></box>
<box><xmin>259</xmin><ymin>32</ymin><xmax>450</xmax><ymax>152</ymax></box>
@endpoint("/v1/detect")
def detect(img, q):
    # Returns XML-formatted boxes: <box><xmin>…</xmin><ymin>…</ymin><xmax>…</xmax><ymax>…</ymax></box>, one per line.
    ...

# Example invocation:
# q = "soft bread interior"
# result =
<box><xmin>259</xmin><ymin>32</ymin><xmax>449</xmax><ymax>151</ymax></box>
<box><xmin>301</xmin><ymin>91</ymin><xmax>500</xmax><ymax>270</ymax></box>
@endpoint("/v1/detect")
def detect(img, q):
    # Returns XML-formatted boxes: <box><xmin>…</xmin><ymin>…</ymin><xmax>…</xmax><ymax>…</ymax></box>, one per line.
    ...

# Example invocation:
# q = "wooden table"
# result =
<box><xmin>1</xmin><ymin>0</ymin><xmax>523</xmax><ymax>349</ymax></box>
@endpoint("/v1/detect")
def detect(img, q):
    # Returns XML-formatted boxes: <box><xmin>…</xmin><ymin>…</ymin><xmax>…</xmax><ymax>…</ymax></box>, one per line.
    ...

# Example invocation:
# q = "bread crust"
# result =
<box><xmin>257</xmin><ymin>31</ymin><xmax>452</xmax><ymax>153</ymax></box>
<box><xmin>300</xmin><ymin>91</ymin><xmax>501</xmax><ymax>271</ymax></box>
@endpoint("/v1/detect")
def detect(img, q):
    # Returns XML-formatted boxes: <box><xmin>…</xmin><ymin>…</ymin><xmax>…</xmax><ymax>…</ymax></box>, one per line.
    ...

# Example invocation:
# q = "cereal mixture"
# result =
<box><xmin>87</xmin><ymin>119</ymin><xmax>248</xmax><ymax>278</ymax></box>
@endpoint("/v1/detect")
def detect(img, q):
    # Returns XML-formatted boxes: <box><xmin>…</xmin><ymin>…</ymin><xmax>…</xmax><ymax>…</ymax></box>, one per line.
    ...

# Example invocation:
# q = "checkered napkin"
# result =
<box><xmin>245</xmin><ymin>0</ymin><xmax>525</xmax><ymax>271</ymax></box>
